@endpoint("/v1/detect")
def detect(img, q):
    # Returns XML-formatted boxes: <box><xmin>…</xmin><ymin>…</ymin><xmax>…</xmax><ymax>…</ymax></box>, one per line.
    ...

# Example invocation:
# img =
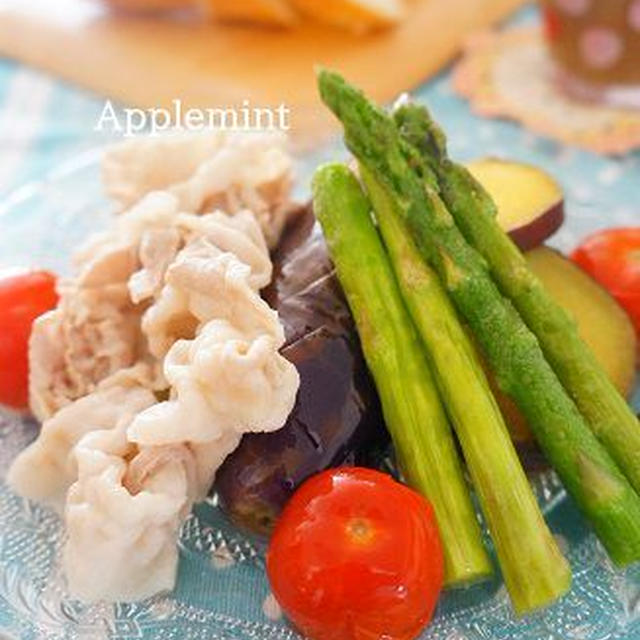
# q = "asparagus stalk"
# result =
<box><xmin>317</xmin><ymin>69</ymin><xmax>640</xmax><ymax>567</ymax></box>
<box><xmin>360</xmin><ymin>164</ymin><xmax>570</xmax><ymax>614</ymax></box>
<box><xmin>312</xmin><ymin>163</ymin><xmax>492</xmax><ymax>586</ymax></box>
<box><xmin>393</xmin><ymin>102</ymin><xmax>640</xmax><ymax>496</ymax></box>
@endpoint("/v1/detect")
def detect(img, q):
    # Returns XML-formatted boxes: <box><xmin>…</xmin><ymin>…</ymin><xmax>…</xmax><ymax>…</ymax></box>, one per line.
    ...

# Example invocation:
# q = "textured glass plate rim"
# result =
<box><xmin>0</xmin><ymin>152</ymin><xmax>638</xmax><ymax>640</ymax></box>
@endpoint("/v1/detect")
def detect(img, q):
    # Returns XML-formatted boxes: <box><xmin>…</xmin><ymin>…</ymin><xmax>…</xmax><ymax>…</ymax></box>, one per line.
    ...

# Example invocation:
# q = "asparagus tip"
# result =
<box><xmin>312</xmin><ymin>162</ymin><xmax>354</xmax><ymax>197</ymax></box>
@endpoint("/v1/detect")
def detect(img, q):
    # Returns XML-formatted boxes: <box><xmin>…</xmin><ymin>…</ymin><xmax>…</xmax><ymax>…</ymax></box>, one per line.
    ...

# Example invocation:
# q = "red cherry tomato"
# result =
<box><xmin>266</xmin><ymin>467</ymin><xmax>443</xmax><ymax>640</ymax></box>
<box><xmin>571</xmin><ymin>228</ymin><xmax>640</xmax><ymax>336</ymax></box>
<box><xmin>0</xmin><ymin>270</ymin><xmax>58</xmax><ymax>410</ymax></box>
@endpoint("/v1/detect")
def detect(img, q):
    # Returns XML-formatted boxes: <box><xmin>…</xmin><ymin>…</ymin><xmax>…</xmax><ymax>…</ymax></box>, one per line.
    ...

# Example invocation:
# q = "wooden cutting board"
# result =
<box><xmin>0</xmin><ymin>0</ymin><xmax>526</xmax><ymax>149</ymax></box>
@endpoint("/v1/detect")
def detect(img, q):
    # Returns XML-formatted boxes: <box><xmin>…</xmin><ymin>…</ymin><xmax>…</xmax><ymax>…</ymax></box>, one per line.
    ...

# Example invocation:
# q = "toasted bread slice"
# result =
<box><xmin>290</xmin><ymin>0</ymin><xmax>404</xmax><ymax>32</ymax></box>
<box><xmin>104</xmin><ymin>0</ymin><xmax>194</xmax><ymax>12</ymax></box>
<box><xmin>204</xmin><ymin>0</ymin><xmax>297</xmax><ymax>26</ymax></box>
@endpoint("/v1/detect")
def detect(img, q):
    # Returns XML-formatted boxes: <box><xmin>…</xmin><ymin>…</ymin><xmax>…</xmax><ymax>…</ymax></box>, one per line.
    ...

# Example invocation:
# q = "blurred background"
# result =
<box><xmin>0</xmin><ymin>0</ymin><xmax>637</xmax><ymax>228</ymax></box>
<box><xmin>0</xmin><ymin>0</ymin><xmax>638</xmax><ymax>183</ymax></box>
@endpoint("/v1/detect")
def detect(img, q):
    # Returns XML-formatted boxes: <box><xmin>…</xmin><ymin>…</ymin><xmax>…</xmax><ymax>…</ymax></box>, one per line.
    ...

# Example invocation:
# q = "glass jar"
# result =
<box><xmin>540</xmin><ymin>0</ymin><xmax>640</xmax><ymax>108</ymax></box>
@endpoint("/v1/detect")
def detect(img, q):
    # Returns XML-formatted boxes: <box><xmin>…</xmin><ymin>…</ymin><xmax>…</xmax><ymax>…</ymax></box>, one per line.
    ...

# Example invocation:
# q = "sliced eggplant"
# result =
<box><xmin>214</xmin><ymin>207</ymin><xmax>386</xmax><ymax>535</ymax></box>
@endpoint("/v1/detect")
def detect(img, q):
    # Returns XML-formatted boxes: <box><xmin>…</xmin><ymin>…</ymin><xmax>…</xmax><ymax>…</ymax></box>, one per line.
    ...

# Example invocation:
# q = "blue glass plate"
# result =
<box><xmin>0</xmin><ymin>113</ymin><xmax>639</xmax><ymax>640</ymax></box>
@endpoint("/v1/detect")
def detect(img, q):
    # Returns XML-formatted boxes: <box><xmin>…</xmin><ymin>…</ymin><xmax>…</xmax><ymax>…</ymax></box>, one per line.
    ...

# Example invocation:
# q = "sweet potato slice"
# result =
<box><xmin>494</xmin><ymin>246</ymin><xmax>637</xmax><ymax>445</ymax></box>
<box><xmin>467</xmin><ymin>158</ymin><xmax>565</xmax><ymax>251</ymax></box>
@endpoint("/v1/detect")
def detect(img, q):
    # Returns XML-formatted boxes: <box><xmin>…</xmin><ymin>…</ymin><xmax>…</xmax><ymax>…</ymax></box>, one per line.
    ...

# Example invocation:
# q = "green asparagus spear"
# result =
<box><xmin>312</xmin><ymin>163</ymin><xmax>492</xmax><ymax>586</ymax></box>
<box><xmin>392</xmin><ymin>102</ymin><xmax>640</xmax><ymax>496</ymax></box>
<box><xmin>316</xmin><ymin>68</ymin><xmax>640</xmax><ymax>567</ymax></box>
<box><xmin>360</xmin><ymin>164</ymin><xmax>570</xmax><ymax>614</ymax></box>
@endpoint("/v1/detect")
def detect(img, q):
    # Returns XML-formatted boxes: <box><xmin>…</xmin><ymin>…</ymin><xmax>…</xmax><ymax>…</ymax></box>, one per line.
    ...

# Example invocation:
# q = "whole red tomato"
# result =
<box><xmin>571</xmin><ymin>228</ymin><xmax>640</xmax><ymax>336</ymax></box>
<box><xmin>266</xmin><ymin>467</ymin><xmax>444</xmax><ymax>640</ymax></box>
<box><xmin>0</xmin><ymin>270</ymin><xmax>58</xmax><ymax>410</ymax></box>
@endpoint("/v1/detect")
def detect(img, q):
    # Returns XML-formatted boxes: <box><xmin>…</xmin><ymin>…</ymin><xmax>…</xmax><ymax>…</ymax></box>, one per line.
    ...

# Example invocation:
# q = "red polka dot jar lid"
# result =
<box><xmin>453</xmin><ymin>26</ymin><xmax>640</xmax><ymax>154</ymax></box>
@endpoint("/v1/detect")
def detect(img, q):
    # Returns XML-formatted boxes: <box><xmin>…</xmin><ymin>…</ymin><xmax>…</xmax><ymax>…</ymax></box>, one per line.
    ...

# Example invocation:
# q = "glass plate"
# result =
<box><xmin>0</xmin><ymin>144</ymin><xmax>639</xmax><ymax>640</ymax></box>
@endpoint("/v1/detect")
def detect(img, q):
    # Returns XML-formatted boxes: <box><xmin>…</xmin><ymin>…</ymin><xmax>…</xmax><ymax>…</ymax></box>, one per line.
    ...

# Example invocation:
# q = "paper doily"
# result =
<box><xmin>453</xmin><ymin>26</ymin><xmax>640</xmax><ymax>155</ymax></box>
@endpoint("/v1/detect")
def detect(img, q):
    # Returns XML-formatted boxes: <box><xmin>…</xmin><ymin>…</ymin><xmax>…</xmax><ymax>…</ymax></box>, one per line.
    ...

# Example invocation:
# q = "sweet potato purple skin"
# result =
<box><xmin>509</xmin><ymin>202</ymin><xmax>564</xmax><ymax>251</ymax></box>
<box><xmin>214</xmin><ymin>207</ymin><xmax>386</xmax><ymax>536</ymax></box>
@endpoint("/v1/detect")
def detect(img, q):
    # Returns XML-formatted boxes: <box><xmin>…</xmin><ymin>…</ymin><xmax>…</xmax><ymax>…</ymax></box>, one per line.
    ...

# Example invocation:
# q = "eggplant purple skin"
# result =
<box><xmin>214</xmin><ymin>207</ymin><xmax>387</xmax><ymax>536</ymax></box>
